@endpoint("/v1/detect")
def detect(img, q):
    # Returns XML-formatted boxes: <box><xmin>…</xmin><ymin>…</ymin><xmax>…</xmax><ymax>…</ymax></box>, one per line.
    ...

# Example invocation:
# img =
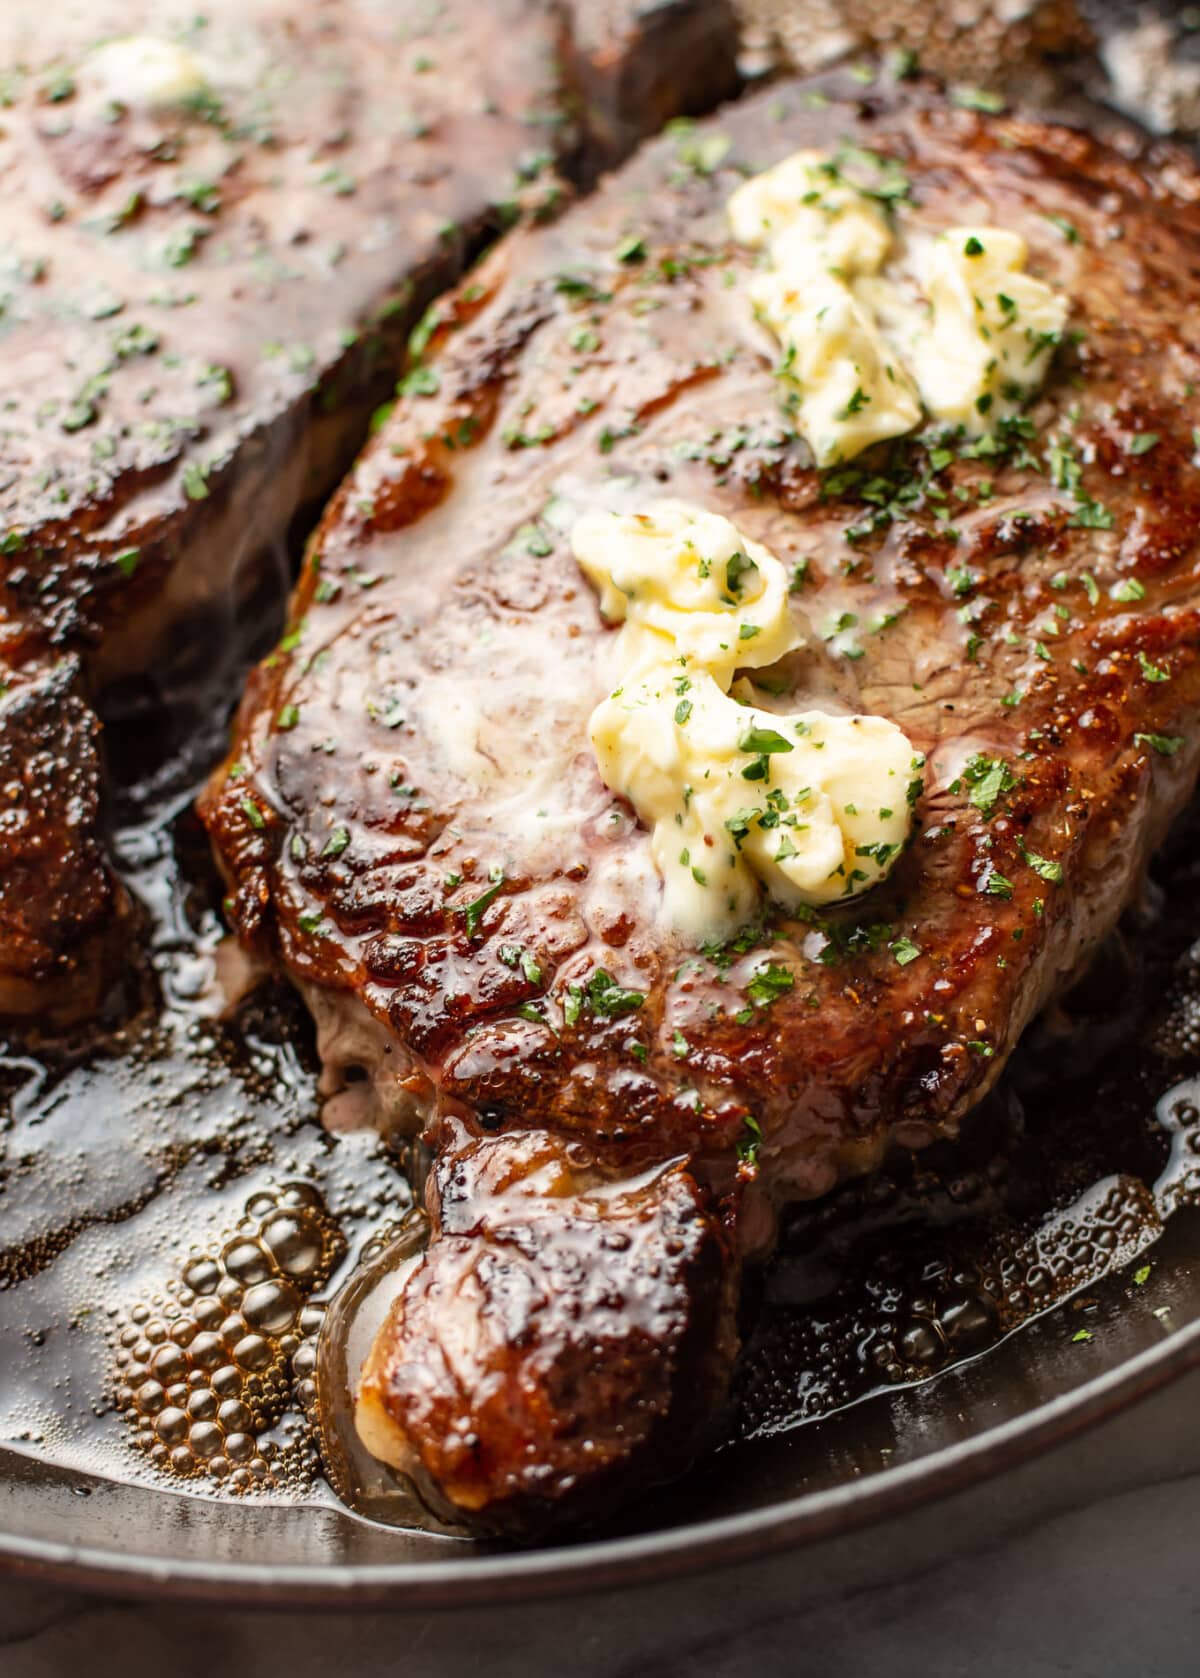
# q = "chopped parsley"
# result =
<box><xmin>980</xmin><ymin>867</ymin><xmax>1014</xmax><ymax>900</ymax></box>
<box><xmin>736</xmin><ymin>1114</ymin><xmax>763</xmax><ymax>1166</ymax></box>
<box><xmin>745</xmin><ymin>963</ymin><xmax>795</xmax><ymax>1007</ymax></box>
<box><xmin>959</xmin><ymin>754</ymin><xmax>1015</xmax><ymax>819</ymax></box>
<box><xmin>1044</xmin><ymin>214</ymin><xmax>1081</xmax><ymax>244</ymax></box>
<box><xmin>1019</xmin><ymin>841</ymin><xmax>1063</xmax><ymax>884</ymax></box>
<box><xmin>398</xmin><ymin>364</ymin><xmax>440</xmax><ymax>398</ymax></box>
<box><xmin>553</xmin><ymin>270</ymin><xmax>612</xmax><ymax>305</ymax></box>
<box><xmin>182</xmin><ymin>461</ymin><xmax>209</xmax><ymax>501</ymax></box>
<box><xmin>725</xmin><ymin>548</ymin><xmax>758</xmax><ymax>597</ymax></box>
<box><xmin>952</xmin><ymin>85</ymin><xmax>1005</xmax><ymax>114</ymax></box>
<box><xmin>457</xmin><ymin>868</ymin><xmax>506</xmax><ymax>936</ymax></box>
<box><xmin>1134</xmin><ymin>732</ymin><xmax>1183</xmax><ymax>756</ymax></box>
<box><xmin>1069</xmin><ymin>498</ymin><xmax>1114</xmax><ymax>531</ymax></box>
<box><xmin>890</xmin><ymin>936</ymin><xmax>922</xmax><ymax>966</ymax></box>
<box><xmin>668</xmin><ymin>120</ymin><xmax>731</xmax><ymax>178</ymax></box>
<box><xmin>564</xmin><ymin>968</ymin><xmax>646</xmax><ymax>1024</ymax></box>
<box><xmin>738</xmin><ymin>725</ymin><xmax>794</xmax><ymax>756</ymax></box>
<box><xmin>498</xmin><ymin>943</ymin><xmax>543</xmax><ymax>985</ymax></box>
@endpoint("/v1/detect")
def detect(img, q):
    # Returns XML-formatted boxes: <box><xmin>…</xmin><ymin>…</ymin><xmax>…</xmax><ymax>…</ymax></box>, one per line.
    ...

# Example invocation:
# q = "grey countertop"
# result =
<box><xmin>3</xmin><ymin>1477</ymin><xmax>1198</xmax><ymax>1676</ymax></box>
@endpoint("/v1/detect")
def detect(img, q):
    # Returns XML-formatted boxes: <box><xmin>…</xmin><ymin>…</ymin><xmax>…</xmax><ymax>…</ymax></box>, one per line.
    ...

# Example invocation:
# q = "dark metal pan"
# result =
<box><xmin>4</xmin><ymin>0</ymin><xmax>1200</xmax><ymax>1613</ymax></box>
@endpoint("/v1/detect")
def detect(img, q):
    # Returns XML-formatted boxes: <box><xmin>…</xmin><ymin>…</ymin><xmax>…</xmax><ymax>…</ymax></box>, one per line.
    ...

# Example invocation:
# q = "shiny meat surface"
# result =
<box><xmin>356</xmin><ymin>1118</ymin><xmax>738</xmax><ymax>1528</ymax></box>
<box><xmin>0</xmin><ymin>648</ymin><xmax>125</xmax><ymax>1019</ymax></box>
<box><xmin>0</xmin><ymin>0</ymin><xmax>737</xmax><ymax>1013</ymax></box>
<box><xmin>203</xmin><ymin>73</ymin><xmax>1200</xmax><ymax>1528</ymax></box>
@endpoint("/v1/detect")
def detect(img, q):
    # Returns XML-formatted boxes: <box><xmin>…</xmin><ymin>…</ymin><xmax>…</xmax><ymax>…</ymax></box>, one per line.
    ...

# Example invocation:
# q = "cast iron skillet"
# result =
<box><xmin>3</xmin><ymin>1203</ymin><xmax>1199</xmax><ymax>1608</ymax></box>
<box><xmin>5</xmin><ymin>13</ymin><xmax>1200</xmax><ymax>1611</ymax></box>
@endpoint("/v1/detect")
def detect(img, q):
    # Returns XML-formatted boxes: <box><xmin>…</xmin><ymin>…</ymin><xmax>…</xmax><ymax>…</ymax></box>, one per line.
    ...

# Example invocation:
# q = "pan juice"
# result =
<box><xmin>2</xmin><ymin>714</ymin><xmax>1200</xmax><ymax>1523</ymax></box>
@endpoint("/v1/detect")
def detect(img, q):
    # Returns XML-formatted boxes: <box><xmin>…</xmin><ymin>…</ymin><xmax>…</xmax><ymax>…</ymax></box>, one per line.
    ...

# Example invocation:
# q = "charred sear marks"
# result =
<box><xmin>201</xmin><ymin>73</ymin><xmax>1200</xmax><ymax>1528</ymax></box>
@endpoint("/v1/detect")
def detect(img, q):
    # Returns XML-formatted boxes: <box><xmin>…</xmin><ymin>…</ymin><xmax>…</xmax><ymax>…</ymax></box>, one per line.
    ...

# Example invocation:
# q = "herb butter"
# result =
<box><xmin>729</xmin><ymin>152</ymin><xmax>921</xmax><ymax>466</ymax></box>
<box><xmin>728</xmin><ymin>150</ymin><xmax>1069</xmax><ymax>461</ymax></box>
<box><xmin>573</xmin><ymin>502</ymin><xmax>918</xmax><ymax>942</ymax></box>
<box><xmin>911</xmin><ymin>227</ymin><xmax>1070</xmax><ymax>432</ymax></box>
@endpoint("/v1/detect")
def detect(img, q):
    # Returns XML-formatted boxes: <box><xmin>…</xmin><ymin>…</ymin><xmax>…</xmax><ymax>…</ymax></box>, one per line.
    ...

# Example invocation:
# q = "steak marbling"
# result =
<box><xmin>202</xmin><ymin>73</ymin><xmax>1200</xmax><ymax>1529</ymax></box>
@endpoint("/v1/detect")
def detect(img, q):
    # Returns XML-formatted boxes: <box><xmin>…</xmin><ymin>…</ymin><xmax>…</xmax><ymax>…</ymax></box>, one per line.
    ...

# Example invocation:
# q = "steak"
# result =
<box><xmin>202</xmin><ymin>71</ymin><xmax>1200</xmax><ymax>1530</ymax></box>
<box><xmin>0</xmin><ymin>0</ymin><xmax>737</xmax><ymax>1019</ymax></box>
<box><xmin>0</xmin><ymin>646</ymin><xmax>125</xmax><ymax>1019</ymax></box>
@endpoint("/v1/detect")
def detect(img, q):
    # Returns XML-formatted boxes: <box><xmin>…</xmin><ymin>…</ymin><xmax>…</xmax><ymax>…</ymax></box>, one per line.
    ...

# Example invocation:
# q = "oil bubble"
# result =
<box><xmin>112</xmin><ymin>1184</ymin><xmax>346</xmax><ymax>1493</ymax></box>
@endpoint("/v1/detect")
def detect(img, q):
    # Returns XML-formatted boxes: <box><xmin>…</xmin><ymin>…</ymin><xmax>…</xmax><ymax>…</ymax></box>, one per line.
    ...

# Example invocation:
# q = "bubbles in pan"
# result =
<box><xmin>112</xmin><ymin>1181</ymin><xmax>345</xmax><ymax>1493</ymax></box>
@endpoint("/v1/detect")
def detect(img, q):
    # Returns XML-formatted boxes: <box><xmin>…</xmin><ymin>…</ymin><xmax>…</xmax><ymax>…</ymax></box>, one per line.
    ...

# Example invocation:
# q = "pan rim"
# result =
<box><xmin>2</xmin><ymin>1309</ymin><xmax>1198</xmax><ymax>1611</ymax></box>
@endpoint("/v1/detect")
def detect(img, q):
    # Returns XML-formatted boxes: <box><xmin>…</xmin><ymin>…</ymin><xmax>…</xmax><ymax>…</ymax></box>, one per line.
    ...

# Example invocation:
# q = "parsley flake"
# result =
<box><xmin>1134</xmin><ymin>732</ymin><xmax>1183</xmax><ymax>756</ymax></box>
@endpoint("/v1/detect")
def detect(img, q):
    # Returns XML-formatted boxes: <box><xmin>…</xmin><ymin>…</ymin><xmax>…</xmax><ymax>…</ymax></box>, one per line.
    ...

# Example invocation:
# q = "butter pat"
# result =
<box><xmin>573</xmin><ymin>500</ymin><xmax>798</xmax><ymax>684</ymax></box>
<box><xmin>753</xmin><ymin>270</ymin><xmax>923</xmax><ymax>466</ymax></box>
<box><xmin>727</xmin><ymin>152</ymin><xmax>1069</xmax><ymax>462</ymax></box>
<box><xmin>590</xmin><ymin>669</ymin><xmax>916</xmax><ymax>940</ymax></box>
<box><xmin>575</xmin><ymin>502</ymin><xmax>918</xmax><ymax>942</ymax></box>
<box><xmin>82</xmin><ymin>36</ymin><xmax>209</xmax><ymax>111</ymax></box>
<box><xmin>912</xmin><ymin>227</ymin><xmax>1071</xmax><ymax>432</ymax></box>
<box><xmin>729</xmin><ymin>151</ymin><xmax>921</xmax><ymax>467</ymax></box>
<box><xmin>727</xmin><ymin>150</ymin><xmax>893</xmax><ymax>275</ymax></box>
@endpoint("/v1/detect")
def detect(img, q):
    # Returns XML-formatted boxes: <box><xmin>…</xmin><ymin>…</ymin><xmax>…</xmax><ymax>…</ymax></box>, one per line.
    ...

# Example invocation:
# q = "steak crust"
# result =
<box><xmin>0</xmin><ymin>0</ymin><xmax>737</xmax><ymax>1014</ymax></box>
<box><xmin>203</xmin><ymin>73</ymin><xmax>1200</xmax><ymax>1527</ymax></box>
<box><xmin>356</xmin><ymin>1118</ymin><xmax>738</xmax><ymax>1530</ymax></box>
<box><xmin>0</xmin><ymin>646</ymin><xmax>126</xmax><ymax>1018</ymax></box>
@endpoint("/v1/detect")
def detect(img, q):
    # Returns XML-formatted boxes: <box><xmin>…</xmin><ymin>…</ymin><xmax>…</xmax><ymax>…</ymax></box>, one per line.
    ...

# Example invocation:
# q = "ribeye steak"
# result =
<box><xmin>202</xmin><ymin>72</ymin><xmax>1200</xmax><ymax>1530</ymax></box>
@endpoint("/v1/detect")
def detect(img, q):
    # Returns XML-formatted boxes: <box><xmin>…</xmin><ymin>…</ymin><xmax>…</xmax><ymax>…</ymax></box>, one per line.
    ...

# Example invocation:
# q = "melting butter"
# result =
<box><xmin>912</xmin><ymin>227</ymin><xmax>1070</xmax><ymax>432</ymax></box>
<box><xmin>573</xmin><ymin>502</ymin><xmax>918</xmax><ymax>942</ymax></box>
<box><xmin>729</xmin><ymin>152</ymin><xmax>921</xmax><ymax>466</ymax></box>
<box><xmin>81</xmin><ymin>36</ymin><xmax>209</xmax><ymax>111</ymax></box>
<box><xmin>727</xmin><ymin>150</ymin><xmax>1069</xmax><ymax>461</ymax></box>
<box><xmin>575</xmin><ymin>500</ymin><xmax>798</xmax><ymax>684</ymax></box>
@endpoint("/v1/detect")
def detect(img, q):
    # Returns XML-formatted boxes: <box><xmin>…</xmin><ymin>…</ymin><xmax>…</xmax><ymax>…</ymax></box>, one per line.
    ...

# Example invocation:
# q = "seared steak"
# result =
<box><xmin>202</xmin><ymin>71</ymin><xmax>1200</xmax><ymax>1530</ymax></box>
<box><xmin>0</xmin><ymin>645</ymin><xmax>125</xmax><ymax>1019</ymax></box>
<box><xmin>0</xmin><ymin>0</ymin><xmax>737</xmax><ymax>1018</ymax></box>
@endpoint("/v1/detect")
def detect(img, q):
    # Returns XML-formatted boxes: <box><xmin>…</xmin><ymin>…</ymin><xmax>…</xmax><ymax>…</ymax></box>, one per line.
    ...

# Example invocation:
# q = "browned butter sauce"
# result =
<box><xmin>2</xmin><ymin>701</ymin><xmax>1200</xmax><ymax>1523</ymax></box>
